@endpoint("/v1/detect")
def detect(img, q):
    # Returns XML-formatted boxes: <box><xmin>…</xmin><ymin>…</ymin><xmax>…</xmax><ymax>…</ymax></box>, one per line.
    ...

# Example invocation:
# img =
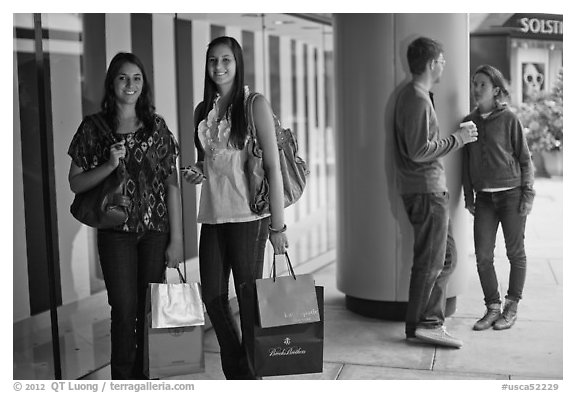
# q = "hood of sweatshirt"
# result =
<box><xmin>465</xmin><ymin>102</ymin><xmax>511</xmax><ymax>123</ymax></box>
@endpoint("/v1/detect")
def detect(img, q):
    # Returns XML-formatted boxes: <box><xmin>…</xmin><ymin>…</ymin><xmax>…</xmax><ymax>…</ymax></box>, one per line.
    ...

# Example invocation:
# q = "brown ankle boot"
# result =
<box><xmin>493</xmin><ymin>299</ymin><xmax>518</xmax><ymax>330</ymax></box>
<box><xmin>473</xmin><ymin>303</ymin><xmax>501</xmax><ymax>331</ymax></box>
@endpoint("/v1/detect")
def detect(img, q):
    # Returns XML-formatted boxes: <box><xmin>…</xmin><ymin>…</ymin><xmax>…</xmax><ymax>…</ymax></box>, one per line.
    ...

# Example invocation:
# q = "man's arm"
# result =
<box><xmin>401</xmin><ymin>99</ymin><xmax>476</xmax><ymax>162</ymax></box>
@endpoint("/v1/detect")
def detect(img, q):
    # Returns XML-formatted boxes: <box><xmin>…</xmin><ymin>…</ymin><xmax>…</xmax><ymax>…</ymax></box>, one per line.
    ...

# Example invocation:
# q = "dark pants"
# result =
<box><xmin>474</xmin><ymin>187</ymin><xmax>527</xmax><ymax>305</ymax></box>
<box><xmin>97</xmin><ymin>229</ymin><xmax>169</xmax><ymax>380</ymax></box>
<box><xmin>199</xmin><ymin>218</ymin><xmax>270</xmax><ymax>380</ymax></box>
<box><xmin>402</xmin><ymin>192</ymin><xmax>456</xmax><ymax>337</ymax></box>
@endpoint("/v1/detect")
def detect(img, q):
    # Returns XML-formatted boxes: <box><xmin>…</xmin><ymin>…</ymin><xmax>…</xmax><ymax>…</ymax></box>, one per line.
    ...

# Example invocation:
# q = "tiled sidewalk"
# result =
<box><xmin>15</xmin><ymin>178</ymin><xmax>564</xmax><ymax>383</ymax></box>
<box><xmin>168</xmin><ymin>177</ymin><xmax>563</xmax><ymax>381</ymax></box>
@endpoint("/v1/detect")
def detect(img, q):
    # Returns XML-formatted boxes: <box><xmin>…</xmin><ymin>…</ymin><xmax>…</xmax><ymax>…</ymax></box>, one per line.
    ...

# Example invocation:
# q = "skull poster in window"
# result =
<box><xmin>522</xmin><ymin>62</ymin><xmax>545</xmax><ymax>102</ymax></box>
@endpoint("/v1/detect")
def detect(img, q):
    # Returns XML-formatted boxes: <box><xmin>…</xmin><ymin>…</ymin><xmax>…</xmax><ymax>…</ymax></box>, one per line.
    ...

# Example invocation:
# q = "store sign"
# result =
<box><xmin>505</xmin><ymin>13</ymin><xmax>563</xmax><ymax>40</ymax></box>
<box><xmin>520</xmin><ymin>18</ymin><xmax>562</xmax><ymax>35</ymax></box>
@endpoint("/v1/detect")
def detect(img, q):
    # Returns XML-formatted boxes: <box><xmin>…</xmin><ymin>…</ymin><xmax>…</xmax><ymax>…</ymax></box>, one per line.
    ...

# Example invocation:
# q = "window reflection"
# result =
<box><xmin>13</xmin><ymin>12</ymin><xmax>335</xmax><ymax>380</ymax></box>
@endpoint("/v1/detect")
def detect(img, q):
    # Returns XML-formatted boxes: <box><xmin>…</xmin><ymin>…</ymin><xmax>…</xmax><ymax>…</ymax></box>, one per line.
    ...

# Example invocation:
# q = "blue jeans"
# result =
<box><xmin>402</xmin><ymin>192</ymin><xmax>456</xmax><ymax>337</ymax></box>
<box><xmin>97</xmin><ymin>229</ymin><xmax>169</xmax><ymax>380</ymax></box>
<box><xmin>199</xmin><ymin>218</ymin><xmax>270</xmax><ymax>380</ymax></box>
<box><xmin>474</xmin><ymin>187</ymin><xmax>527</xmax><ymax>305</ymax></box>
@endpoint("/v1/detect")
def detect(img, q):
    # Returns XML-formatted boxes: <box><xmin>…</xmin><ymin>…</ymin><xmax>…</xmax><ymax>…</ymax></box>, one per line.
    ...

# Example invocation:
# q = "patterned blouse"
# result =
<box><xmin>68</xmin><ymin>113</ymin><xmax>179</xmax><ymax>232</ymax></box>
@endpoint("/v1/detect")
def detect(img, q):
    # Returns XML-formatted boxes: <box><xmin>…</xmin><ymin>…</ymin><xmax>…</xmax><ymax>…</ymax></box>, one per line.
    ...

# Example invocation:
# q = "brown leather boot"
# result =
<box><xmin>493</xmin><ymin>299</ymin><xmax>518</xmax><ymax>330</ymax></box>
<box><xmin>473</xmin><ymin>303</ymin><xmax>501</xmax><ymax>331</ymax></box>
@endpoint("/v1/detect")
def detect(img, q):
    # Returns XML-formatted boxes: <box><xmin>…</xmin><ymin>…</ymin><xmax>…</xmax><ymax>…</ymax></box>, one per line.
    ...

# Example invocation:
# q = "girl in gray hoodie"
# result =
<box><xmin>462</xmin><ymin>64</ymin><xmax>535</xmax><ymax>331</ymax></box>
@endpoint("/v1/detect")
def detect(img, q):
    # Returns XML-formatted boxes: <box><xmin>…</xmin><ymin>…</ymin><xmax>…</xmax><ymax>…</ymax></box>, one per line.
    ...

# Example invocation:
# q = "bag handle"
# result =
<box><xmin>245</xmin><ymin>92</ymin><xmax>260</xmax><ymax>140</ymax></box>
<box><xmin>271</xmin><ymin>252</ymin><xmax>296</xmax><ymax>282</ymax></box>
<box><xmin>91</xmin><ymin>112</ymin><xmax>116</xmax><ymax>142</ymax></box>
<box><xmin>91</xmin><ymin>112</ymin><xmax>128</xmax><ymax>195</ymax></box>
<box><xmin>161</xmin><ymin>265</ymin><xmax>188</xmax><ymax>284</ymax></box>
<box><xmin>176</xmin><ymin>266</ymin><xmax>187</xmax><ymax>283</ymax></box>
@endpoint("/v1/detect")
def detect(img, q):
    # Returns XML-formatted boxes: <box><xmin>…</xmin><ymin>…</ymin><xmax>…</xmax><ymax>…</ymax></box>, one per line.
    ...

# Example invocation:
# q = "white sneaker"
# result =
<box><xmin>415</xmin><ymin>326</ymin><xmax>463</xmax><ymax>348</ymax></box>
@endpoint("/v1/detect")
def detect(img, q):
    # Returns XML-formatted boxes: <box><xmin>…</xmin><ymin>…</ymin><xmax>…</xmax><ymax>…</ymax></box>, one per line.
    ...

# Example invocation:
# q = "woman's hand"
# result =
<box><xmin>182</xmin><ymin>163</ymin><xmax>206</xmax><ymax>185</ymax></box>
<box><xmin>269</xmin><ymin>231</ymin><xmax>289</xmax><ymax>255</ymax></box>
<box><xmin>108</xmin><ymin>140</ymin><xmax>126</xmax><ymax>169</ymax></box>
<box><xmin>519</xmin><ymin>186</ymin><xmax>535</xmax><ymax>216</ymax></box>
<box><xmin>165</xmin><ymin>240</ymin><xmax>184</xmax><ymax>269</ymax></box>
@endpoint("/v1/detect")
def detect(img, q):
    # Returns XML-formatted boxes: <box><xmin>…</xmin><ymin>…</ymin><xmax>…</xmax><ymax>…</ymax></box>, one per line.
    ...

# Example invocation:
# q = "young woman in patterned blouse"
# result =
<box><xmin>68</xmin><ymin>52</ymin><xmax>183</xmax><ymax>380</ymax></box>
<box><xmin>182</xmin><ymin>36</ymin><xmax>288</xmax><ymax>379</ymax></box>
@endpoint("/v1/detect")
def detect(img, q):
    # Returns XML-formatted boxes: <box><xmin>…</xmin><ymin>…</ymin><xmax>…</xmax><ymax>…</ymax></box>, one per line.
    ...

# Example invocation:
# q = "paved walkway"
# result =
<box><xmin>171</xmin><ymin>177</ymin><xmax>564</xmax><ymax>384</ymax></box>
<box><xmin>82</xmin><ymin>177</ymin><xmax>566</xmax><ymax>389</ymax></box>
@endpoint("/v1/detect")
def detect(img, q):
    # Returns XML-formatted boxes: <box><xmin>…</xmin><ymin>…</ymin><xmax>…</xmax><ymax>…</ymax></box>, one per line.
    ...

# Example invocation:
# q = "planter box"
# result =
<box><xmin>541</xmin><ymin>150</ymin><xmax>563</xmax><ymax>177</ymax></box>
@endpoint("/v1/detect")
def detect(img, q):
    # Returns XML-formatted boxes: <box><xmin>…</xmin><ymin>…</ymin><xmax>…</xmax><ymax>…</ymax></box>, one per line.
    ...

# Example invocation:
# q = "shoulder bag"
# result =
<box><xmin>245</xmin><ymin>92</ymin><xmax>309</xmax><ymax>215</ymax></box>
<box><xmin>70</xmin><ymin>113</ymin><xmax>131</xmax><ymax>228</ymax></box>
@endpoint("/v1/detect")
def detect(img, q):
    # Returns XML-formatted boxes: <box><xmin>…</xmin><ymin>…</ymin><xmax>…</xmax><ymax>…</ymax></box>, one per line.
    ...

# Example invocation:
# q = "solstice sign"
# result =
<box><xmin>504</xmin><ymin>13</ymin><xmax>563</xmax><ymax>40</ymax></box>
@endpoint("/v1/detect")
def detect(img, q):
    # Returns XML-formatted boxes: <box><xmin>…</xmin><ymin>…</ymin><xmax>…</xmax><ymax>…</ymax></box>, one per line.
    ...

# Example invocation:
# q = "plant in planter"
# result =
<box><xmin>513</xmin><ymin>68</ymin><xmax>563</xmax><ymax>176</ymax></box>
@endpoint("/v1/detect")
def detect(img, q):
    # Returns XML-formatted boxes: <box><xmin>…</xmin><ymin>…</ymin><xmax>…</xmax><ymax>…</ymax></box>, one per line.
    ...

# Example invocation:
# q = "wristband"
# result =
<box><xmin>268</xmin><ymin>223</ymin><xmax>287</xmax><ymax>233</ymax></box>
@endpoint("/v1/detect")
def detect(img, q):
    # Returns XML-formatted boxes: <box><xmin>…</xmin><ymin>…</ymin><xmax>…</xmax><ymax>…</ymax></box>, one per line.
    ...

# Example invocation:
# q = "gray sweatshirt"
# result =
<box><xmin>394</xmin><ymin>82</ymin><xmax>463</xmax><ymax>195</ymax></box>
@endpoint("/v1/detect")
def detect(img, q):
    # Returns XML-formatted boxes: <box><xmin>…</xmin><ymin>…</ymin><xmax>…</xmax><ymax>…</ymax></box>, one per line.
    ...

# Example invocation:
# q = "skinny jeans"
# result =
<box><xmin>97</xmin><ymin>229</ymin><xmax>169</xmax><ymax>380</ymax></box>
<box><xmin>199</xmin><ymin>218</ymin><xmax>269</xmax><ymax>379</ymax></box>
<box><xmin>474</xmin><ymin>187</ymin><xmax>527</xmax><ymax>305</ymax></box>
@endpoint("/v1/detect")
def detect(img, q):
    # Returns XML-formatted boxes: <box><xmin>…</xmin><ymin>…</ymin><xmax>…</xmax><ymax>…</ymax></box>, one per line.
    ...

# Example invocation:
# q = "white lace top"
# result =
<box><xmin>196</xmin><ymin>92</ymin><xmax>267</xmax><ymax>224</ymax></box>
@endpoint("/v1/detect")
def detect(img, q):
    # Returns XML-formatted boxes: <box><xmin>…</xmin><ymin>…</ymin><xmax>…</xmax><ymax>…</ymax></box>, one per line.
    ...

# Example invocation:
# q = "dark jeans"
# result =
<box><xmin>402</xmin><ymin>192</ymin><xmax>456</xmax><ymax>337</ymax></box>
<box><xmin>97</xmin><ymin>229</ymin><xmax>169</xmax><ymax>380</ymax></box>
<box><xmin>199</xmin><ymin>218</ymin><xmax>269</xmax><ymax>380</ymax></box>
<box><xmin>474</xmin><ymin>187</ymin><xmax>527</xmax><ymax>305</ymax></box>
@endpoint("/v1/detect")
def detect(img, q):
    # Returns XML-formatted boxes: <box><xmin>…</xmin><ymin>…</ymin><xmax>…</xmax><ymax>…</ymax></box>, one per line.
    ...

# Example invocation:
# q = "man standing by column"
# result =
<box><xmin>394</xmin><ymin>37</ymin><xmax>478</xmax><ymax>348</ymax></box>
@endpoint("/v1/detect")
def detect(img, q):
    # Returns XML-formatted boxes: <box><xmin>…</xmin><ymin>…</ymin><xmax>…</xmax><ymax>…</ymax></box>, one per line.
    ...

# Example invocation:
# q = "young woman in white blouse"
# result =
<box><xmin>183</xmin><ymin>36</ymin><xmax>287</xmax><ymax>379</ymax></box>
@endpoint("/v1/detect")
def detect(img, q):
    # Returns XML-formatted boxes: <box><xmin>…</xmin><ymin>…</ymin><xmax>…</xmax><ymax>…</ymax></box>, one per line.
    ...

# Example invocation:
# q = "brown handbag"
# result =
<box><xmin>70</xmin><ymin>114</ymin><xmax>131</xmax><ymax>228</ymax></box>
<box><xmin>244</xmin><ymin>92</ymin><xmax>309</xmax><ymax>215</ymax></box>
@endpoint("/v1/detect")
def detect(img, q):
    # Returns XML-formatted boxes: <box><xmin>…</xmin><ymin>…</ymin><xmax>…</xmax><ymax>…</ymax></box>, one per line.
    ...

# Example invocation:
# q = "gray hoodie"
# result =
<box><xmin>461</xmin><ymin>103</ymin><xmax>534</xmax><ymax>207</ymax></box>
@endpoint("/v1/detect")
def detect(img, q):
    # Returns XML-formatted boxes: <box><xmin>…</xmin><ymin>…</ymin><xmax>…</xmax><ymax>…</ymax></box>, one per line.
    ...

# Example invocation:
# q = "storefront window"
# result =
<box><xmin>13</xmin><ymin>13</ymin><xmax>335</xmax><ymax>379</ymax></box>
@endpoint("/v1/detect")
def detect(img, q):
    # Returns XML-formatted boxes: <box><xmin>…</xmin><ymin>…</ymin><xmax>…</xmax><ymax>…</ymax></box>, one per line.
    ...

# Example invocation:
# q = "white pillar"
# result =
<box><xmin>334</xmin><ymin>13</ymin><xmax>472</xmax><ymax>318</ymax></box>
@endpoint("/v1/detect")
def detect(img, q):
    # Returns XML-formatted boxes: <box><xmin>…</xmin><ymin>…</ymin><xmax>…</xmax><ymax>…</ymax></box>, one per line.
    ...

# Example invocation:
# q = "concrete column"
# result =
<box><xmin>334</xmin><ymin>13</ymin><xmax>472</xmax><ymax>319</ymax></box>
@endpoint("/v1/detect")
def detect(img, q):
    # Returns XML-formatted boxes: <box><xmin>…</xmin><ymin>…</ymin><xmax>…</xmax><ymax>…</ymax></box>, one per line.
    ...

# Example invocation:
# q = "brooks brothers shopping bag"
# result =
<box><xmin>143</xmin><ymin>268</ymin><xmax>205</xmax><ymax>379</ymax></box>
<box><xmin>241</xmin><ymin>281</ymin><xmax>324</xmax><ymax>377</ymax></box>
<box><xmin>255</xmin><ymin>253</ymin><xmax>320</xmax><ymax>328</ymax></box>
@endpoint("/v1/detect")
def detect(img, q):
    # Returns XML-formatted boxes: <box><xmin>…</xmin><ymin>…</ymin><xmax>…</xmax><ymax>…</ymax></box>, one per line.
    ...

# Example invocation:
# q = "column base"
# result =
<box><xmin>345</xmin><ymin>295</ymin><xmax>457</xmax><ymax>321</ymax></box>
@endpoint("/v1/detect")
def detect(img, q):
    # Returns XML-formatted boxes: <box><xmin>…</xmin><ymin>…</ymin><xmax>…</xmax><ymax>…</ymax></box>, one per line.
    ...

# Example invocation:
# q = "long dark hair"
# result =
<box><xmin>100</xmin><ymin>52</ymin><xmax>156</xmax><ymax>132</ymax></box>
<box><xmin>200</xmin><ymin>36</ymin><xmax>247</xmax><ymax>149</ymax></box>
